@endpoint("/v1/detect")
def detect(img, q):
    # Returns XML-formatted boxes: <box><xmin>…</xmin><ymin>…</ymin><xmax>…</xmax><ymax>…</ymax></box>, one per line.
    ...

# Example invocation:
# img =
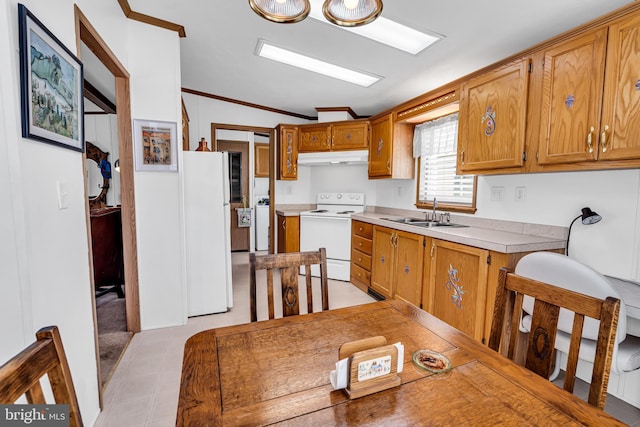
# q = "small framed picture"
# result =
<box><xmin>133</xmin><ymin>119</ymin><xmax>178</xmax><ymax>172</ymax></box>
<box><xmin>18</xmin><ymin>3</ymin><xmax>84</xmax><ymax>152</ymax></box>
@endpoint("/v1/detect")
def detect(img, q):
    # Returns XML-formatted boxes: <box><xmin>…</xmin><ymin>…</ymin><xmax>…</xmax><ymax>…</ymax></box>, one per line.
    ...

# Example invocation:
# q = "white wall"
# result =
<box><xmin>1</xmin><ymin>0</ymin><xmax>100</xmax><ymax>422</ymax></box>
<box><xmin>0</xmin><ymin>0</ymin><xmax>185</xmax><ymax>423</ymax></box>
<box><xmin>127</xmin><ymin>20</ymin><xmax>185</xmax><ymax>330</ymax></box>
<box><xmin>375</xmin><ymin>164</ymin><xmax>640</xmax><ymax>282</ymax></box>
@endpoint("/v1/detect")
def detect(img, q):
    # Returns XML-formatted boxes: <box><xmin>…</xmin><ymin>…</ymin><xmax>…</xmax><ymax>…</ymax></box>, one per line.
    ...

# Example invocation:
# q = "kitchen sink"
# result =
<box><xmin>380</xmin><ymin>217</ymin><xmax>468</xmax><ymax>228</ymax></box>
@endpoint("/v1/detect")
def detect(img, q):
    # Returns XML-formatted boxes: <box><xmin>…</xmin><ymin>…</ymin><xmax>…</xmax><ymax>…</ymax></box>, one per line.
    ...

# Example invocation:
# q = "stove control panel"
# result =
<box><xmin>316</xmin><ymin>192</ymin><xmax>365</xmax><ymax>205</ymax></box>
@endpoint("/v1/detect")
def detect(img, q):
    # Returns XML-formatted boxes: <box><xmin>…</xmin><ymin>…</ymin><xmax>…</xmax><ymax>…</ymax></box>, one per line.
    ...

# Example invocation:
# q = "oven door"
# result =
<box><xmin>300</xmin><ymin>215</ymin><xmax>352</xmax><ymax>280</ymax></box>
<box><xmin>300</xmin><ymin>215</ymin><xmax>351</xmax><ymax>259</ymax></box>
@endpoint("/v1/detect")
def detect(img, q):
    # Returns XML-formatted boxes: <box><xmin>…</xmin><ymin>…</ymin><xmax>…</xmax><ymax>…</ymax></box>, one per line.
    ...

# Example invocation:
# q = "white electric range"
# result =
<box><xmin>299</xmin><ymin>192</ymin><xmax>365</xmax><ymax>281</ymax></box>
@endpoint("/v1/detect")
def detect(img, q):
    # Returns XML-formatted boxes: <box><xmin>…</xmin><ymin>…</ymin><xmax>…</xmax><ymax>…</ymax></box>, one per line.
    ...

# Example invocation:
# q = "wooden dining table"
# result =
<box><xmin>176</xmin><ymin>300</ymin><xmax>624</xmax><ymax>426</ymax></box>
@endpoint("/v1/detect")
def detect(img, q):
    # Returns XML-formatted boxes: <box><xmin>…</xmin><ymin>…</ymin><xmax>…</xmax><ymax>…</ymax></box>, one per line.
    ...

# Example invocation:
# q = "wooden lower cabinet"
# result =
<box><xmin>423</xmin><ymin>240</ymin><xmax>489</xmax><ymax>342</ymax></box>
<box><xmin>350</xmin><ymin>220</ymin><xmax>373</xmax><ymax>292</ymax></box>
<box><xmin>422</xmin><ymin>239</ymin><xmax>560</xmax><ymax>343</ymax></box>
<box><xmin>276</xmin><ymin>213</ymin><xmax>299</xmax><ymax>253</ymax></box>
<box><xmin>370</xmin><ymin>226</ymin><xmax>424</xmax><ymax>305</ymax></box>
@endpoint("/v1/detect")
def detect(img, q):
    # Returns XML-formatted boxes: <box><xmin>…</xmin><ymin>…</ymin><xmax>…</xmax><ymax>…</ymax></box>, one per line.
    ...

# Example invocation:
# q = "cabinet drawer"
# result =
<box><xmin>352</xmin><ymin>234</ymin><xmax>372</xmax><ymax>254</ymax></box>
<box><xmin>351</xmin><ymin>248</ymin><xmax>372</xmax><ymax>270</ymax></box>
<box><xmin>350</xmin><ymin>263</ymin><xmax>371</xmax><ymax>287</ymax></box>
<box><xmin>353</xmin><ymin>221</ymin><xmax>373</xmax><ymax>239</ymax></box>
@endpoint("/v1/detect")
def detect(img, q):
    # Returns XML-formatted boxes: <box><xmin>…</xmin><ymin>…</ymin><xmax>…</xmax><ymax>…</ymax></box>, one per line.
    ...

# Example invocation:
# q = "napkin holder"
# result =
<box><xmin>339</xmin><ymin>336</ymin><xmax>401</xmax><ymax>399</ymax></box>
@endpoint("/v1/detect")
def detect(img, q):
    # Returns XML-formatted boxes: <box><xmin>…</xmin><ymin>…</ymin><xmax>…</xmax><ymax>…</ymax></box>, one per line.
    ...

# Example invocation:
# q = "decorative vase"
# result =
<box><xmin>195</xmin><ymin>137</ymin><xmax>211</xmax><ymax>152</ymax></box>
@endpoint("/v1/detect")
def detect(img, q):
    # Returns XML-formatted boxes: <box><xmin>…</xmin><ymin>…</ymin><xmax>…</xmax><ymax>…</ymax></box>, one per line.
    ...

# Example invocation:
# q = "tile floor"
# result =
<box><xmin>94</xmin><ymin>252</ymin><xmax>640</xmax><ymax>426</ymax></box>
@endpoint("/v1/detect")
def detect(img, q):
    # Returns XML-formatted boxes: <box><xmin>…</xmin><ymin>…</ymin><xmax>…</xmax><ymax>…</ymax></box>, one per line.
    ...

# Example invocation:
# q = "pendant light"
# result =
<box><xmin>323</xmin><ymin>0</ymin><xmax>383</xmax><ymax>27</ymax></box>
<box><xmin>249</xmin><ymin>0</ymin><xmax>311</xmax><ymax>24</ymax></box>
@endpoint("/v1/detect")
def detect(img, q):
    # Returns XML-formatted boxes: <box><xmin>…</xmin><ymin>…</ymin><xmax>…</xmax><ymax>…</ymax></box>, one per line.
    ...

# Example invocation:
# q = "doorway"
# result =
<box><xmin>218</xmin><ymin>140</ymin><xmax>250</xmax><ymax>251</ymax></box>
<box><xmin>211</xmin><ymin>123</ymin><xmax>275</xmax><ymax>254</ymax></box>
<box><xmin>75</xmin><ymin>5</ymin><xmax>141</xmax><ymax>403</ymax></box>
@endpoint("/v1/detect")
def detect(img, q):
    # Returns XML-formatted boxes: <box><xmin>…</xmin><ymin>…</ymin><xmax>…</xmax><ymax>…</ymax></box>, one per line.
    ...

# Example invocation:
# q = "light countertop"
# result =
<box><xmin>353</xmin><ymin>212</ymin><xmax>567</xmax><ymax>254</ymax></box>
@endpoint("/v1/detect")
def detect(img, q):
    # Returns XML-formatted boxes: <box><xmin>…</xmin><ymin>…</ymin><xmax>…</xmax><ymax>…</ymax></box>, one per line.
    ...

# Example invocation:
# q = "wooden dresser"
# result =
<box><xmin>350</xmin><ymin>220</ymin><xmax>373</xmax><ymax>293</ymax></box>
<box><xmin>90</xmin><ymin>207</ymin><xmax>124</xmax><ymax>297</ymax></box>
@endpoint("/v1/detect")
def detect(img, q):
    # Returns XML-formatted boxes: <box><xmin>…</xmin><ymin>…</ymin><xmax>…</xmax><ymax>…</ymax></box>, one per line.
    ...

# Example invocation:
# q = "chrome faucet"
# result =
<box><xmin>432</xmin><ymin>197</ymin><xmax>437</xmax><ymax>222</ymax></box>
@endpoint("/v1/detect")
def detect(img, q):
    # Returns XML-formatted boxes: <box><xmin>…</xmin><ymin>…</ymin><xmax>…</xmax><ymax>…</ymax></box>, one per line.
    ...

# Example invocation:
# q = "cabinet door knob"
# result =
<box><xmin>359</xmin><ymin>227</ymin><xmax>363</xmax><ymax>231</ymax></box>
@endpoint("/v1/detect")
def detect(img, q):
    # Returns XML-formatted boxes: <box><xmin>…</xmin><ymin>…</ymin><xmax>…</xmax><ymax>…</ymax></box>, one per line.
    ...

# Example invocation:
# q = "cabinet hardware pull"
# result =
<box><xmin>359</xmin><ymin>227</ymin><xmax>363</xmax><ymax>231</ymax></box>
<box><xmin>587</xmin><ymin>126</ymin><xmax>595</xmax><ymax>153</ymax></box>
<box><xmin>601</xmin><ymin>125</ymin><xmax>609</xmax><ymax>153</ymax></box>
<box><xmin>430</xmin><ymin>242</ymin><xmax>435</xmax><ymax>257</ymax></box>
<box><xmin>460</xmin><ymin>150</ymin><xmax>465</xmax><ymax>165</ymax></box>
<box><xmin>282</xmin><ymin>220</ymin><xmax>286</xmax><ymax>230</ymax></box>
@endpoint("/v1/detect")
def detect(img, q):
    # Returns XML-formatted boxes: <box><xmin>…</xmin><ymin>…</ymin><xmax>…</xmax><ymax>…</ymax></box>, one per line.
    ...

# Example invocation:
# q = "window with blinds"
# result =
<box><xmin>414</xmin><ymin>112</ymin><xmax>476</xmax><ymax>212</ymax></box>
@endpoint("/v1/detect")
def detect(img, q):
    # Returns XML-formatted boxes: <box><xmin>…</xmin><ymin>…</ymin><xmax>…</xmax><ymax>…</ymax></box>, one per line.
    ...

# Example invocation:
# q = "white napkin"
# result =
<box><xmin>329</xmin><ymin>342</ymin><xmax>405</xmax><ymax>389</ymax></box>
<box><xmin>330</xmin><ymin>357</ymin><xmax>349</xmax><ymax>389</ymax></box>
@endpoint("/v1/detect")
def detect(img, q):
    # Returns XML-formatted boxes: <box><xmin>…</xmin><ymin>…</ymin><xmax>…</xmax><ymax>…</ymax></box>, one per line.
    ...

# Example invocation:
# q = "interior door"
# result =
<box><xmin>218</xmin><ymin>140</ymin><xmax>250</xmax><ymax>251</ymax></box>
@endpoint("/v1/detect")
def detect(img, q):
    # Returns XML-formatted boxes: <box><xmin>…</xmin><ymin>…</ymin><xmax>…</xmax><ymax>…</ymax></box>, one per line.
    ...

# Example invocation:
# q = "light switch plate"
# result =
<box><xmin>57</xmin><ymin>181</ymin><xmax>69</xmax><ymax>210</ymax></box>
<box><xmin>490</xmin><ymin>186</ymin><xmax>505</xmax><ymax>201</ymax></box>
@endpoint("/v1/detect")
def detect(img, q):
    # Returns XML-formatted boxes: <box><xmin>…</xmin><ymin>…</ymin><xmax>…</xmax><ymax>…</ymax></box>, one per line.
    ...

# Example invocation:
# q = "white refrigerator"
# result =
<box><xmin>181</xmin><ymin>151</ymin><xmax>233</xmax><ymax>316</ymax></box>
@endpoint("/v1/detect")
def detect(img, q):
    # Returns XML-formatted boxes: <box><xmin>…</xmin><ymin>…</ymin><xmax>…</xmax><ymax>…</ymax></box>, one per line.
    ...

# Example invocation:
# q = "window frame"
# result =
<box><xmin>413</xmin><ymin>111</ymin><xmax>477</xmax><ymax>214</ymax></box>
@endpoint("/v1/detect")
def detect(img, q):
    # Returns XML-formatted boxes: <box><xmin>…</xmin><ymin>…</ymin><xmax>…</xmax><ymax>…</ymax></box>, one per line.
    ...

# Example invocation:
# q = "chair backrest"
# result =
<box><xmin>0</xmin><ymin>326</ymin><xmax>83</xmax><ymax>426</ymax></box>
<box><xmin>515</xmin><ymin>252</ymin><xmax>627</xmax><ymax>344</ymax></box>
<box><xmin>250</xmin><ymin>248</ymin><xmax>329</xmax><ymax>322</ymax></box>
<box><xmin>489</xmin><ymin>267</ymin><xmax>620</xmax><ymax>409</ymax></box>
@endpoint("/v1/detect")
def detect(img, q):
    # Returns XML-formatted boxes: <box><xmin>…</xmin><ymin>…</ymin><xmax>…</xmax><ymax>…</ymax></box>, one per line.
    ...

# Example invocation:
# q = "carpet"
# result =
<box><xmin>96</xmin><ymin>291</ymin><xmax>132</xmax><ymax>386</ymax></box>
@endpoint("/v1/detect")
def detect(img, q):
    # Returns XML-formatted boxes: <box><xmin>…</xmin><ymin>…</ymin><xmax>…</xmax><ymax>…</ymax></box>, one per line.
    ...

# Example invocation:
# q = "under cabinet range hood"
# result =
<box><xmin>297</xmin><ymin>150</ymin><xmax>368</xmax><ymax>165</ymax></box>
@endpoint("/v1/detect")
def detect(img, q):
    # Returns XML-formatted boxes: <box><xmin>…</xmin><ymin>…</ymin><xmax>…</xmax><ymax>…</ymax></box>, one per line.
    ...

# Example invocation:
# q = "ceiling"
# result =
<box><xmin>84</xmin><ymin>0</ymin><xmax>633</xmax><ymax>118</ymax></box>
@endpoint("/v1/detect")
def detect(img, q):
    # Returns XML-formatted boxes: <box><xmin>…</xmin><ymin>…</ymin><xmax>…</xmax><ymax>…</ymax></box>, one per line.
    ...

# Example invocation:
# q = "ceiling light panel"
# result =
<box><xmin>255</xmin><ymin>39</ymin><xmax>381</xmax><ymax>87</ymax></box>
<box><xmin>309</xmin><ymin>0</ymin><xmax>441</xmax><ymax>54</ymax></box>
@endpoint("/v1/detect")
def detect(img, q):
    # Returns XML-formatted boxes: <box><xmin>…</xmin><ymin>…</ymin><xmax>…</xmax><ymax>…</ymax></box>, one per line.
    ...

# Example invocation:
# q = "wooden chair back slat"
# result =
<box><xmin>0</xmin><ymin>326</ymin><xmax>83</xmax><ymax>426</ymax></box>
<box><xmin>250</xmin><ymin>248</ymin><xmax>329</xmax><ymax>322</ymax></box>
<box><xmin>26</xmin><ymin>383</ymin><xmax>46</xmax><ymax>404</ymax></box>
<box><xmin>304</xmin><ymin>264</ymin><xmax>313</xmax><ymax>314</ymax></box>
<box><xmin>564</xmin><ymin>314</ymin><xmax>586</xmax><ymax>393</ymax></box>
<box><xmin>489</xmin><ymin>267</ymin><xmax>620</xmax><ymax>409</ymax></box>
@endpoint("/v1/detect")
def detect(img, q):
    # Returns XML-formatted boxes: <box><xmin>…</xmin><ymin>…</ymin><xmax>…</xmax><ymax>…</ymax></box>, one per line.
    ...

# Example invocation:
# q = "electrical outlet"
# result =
<box><xmin>490</xmin><ymin>186</ymin><xmax>505</xmax><ymax>201</ymax></box>
<box><xmin>515</xmin><ymin>186</ymin><xmax>526</xmax><ymax>201</ymax></box>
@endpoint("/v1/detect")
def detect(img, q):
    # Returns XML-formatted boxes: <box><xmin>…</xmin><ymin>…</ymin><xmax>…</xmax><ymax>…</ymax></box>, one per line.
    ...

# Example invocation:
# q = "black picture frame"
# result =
<box><xmin>18</xmin><ymin>3</ymin><xmax>84</xmax><ymax>152</ymax></box>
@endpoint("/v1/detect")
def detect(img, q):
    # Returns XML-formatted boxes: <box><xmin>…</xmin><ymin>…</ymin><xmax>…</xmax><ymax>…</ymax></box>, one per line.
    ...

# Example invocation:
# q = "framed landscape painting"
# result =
<box><xmin>18</xmin><ymin>3</ymin><xmax>84</xmax><ymax>152</ymax></box>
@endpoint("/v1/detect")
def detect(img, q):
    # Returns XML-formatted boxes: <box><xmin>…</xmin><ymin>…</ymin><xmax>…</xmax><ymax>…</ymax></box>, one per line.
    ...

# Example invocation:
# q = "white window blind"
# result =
<box><xmin>414</xmin><ymin>113</ymin><xmax>474</xmax><ymax>205</ymax></box>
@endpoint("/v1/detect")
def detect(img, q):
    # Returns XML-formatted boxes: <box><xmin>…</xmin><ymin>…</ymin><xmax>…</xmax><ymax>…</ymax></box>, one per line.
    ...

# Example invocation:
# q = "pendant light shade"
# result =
<box><xmin>249</xmin><ymin>0</ymin><xmax>311</xmax><ymax>24</ymax></box>
<box><xmin>323</xmin><ymin>0</ymin><xmax>383</xmax><ymax>27</ymax></box>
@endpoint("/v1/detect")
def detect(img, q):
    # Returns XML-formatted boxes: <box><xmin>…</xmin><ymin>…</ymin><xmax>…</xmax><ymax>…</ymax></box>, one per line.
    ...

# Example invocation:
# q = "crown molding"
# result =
<box><xmin>117</xmin><ymin>0</ymin><xmax>186</xmax><ymax>37</ymax></box>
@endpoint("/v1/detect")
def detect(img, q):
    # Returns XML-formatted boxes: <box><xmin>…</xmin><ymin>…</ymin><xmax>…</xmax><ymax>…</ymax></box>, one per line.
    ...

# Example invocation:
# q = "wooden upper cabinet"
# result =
<box><xmin>254</xmin><ymin>143</ymin><xmax>270</xmax><ymax>178</ymax></box>
<box><xmin>458</xmin><ymin>58</ymin><xmax>529</xmax><ymax>172</ymax></box>
<box><xmin>299</xmin><ymin>124</ymin><xmax>331</xmax><ymax>152</ymax></box>
<box><xmin>277</xmin><ymin>125</ymin><xmax>298</xmax><ymax>180</ymax></box>
<box><xmin>331</xmin><ymin>121</ymin><xmax>369</xmax><ymax>150</ymax></box>
<box><xmin>368</xmin><ymin>114</ymin><xmax>414</xmax><ymax>179</ymax></box>
<box><xmin>600</xmin><ymin>13</ymin><xmax>640</xmax><ymax>161</ymax></box>
<box><xmin>298</xmin><ymin>121</ymin><xmax>369</xmax><ymax>152</ymax></box>
<box><xmin>537</xmin><ymin>29</ymin><xmax>608</xmax><ymax>165</ymax></box>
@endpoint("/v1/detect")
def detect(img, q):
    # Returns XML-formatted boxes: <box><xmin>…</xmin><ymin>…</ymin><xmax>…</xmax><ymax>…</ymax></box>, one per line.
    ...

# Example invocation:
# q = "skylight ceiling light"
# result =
<box><xmin>255</xmin><ymin>39</ymin><xmax>381</xmax><ymax>87</ymax></box>
<box><xmin>308</xmin><ymin>0</ymin><xmax>441</xmax><ymax>54</ymax></box>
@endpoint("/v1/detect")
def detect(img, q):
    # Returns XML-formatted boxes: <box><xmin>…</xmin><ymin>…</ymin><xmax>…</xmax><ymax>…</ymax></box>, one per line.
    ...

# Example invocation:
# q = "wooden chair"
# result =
<box><xmin>0</xmin><ymin>326</ymin><xmax>83</xmax><ymax>427</ymax></box>
<box><xmin>250</xmin><ymin>248</ymin><xmax>329</xmax><ymax>322</ymax></box>
<box><xmin>489</xmin><ymin>267</ymin><xmax>620</xmax><ymax>409</ymax></box>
